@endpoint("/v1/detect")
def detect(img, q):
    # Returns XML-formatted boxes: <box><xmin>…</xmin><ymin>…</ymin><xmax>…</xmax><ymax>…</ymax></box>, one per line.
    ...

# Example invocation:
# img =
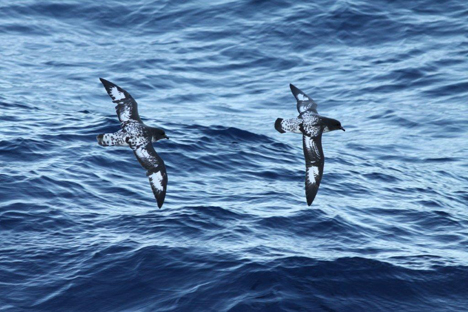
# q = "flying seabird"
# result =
<box><xmin>97</xmin><ymin>78</ymin><xmax>169</xmax><ymax>208</ymax></box>
<box><xmin>275</xmin><ymin>84</ymin><xmax>345</xmax><ymax>206</ymax></box>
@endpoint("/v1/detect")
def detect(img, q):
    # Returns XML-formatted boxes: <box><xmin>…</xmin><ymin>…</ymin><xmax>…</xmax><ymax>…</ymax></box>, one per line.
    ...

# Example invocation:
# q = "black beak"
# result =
<box><xmin>164</xmin><ymin>135</ymin><xmax>169</xmax><ymax>140</ymax></box>
<box><xmin>341</xmin><ymin>127</ymin><xmax>345</xmax><ymax>131</ymax></box>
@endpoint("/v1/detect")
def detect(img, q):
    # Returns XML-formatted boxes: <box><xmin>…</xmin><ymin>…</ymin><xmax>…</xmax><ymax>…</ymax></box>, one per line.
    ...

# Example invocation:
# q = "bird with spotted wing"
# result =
<box><xmin>97</xmin><ymin>78</ymin><xmax>169</xmax><ymax>208</ymax></box>
<box><xmin>275</xmin><ymin>84</ymin><xmax>345</xmax><ymax>206</ymax></box>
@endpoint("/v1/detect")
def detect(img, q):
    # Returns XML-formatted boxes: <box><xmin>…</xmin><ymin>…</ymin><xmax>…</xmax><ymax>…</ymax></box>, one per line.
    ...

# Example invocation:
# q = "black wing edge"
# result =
<box><xmin>305</xmin><ymin>170</ymin><xmax>320</xmax><ymax>206</ymax></box>
<box><xmin>290</xmin><ymin>84</ymin><xmax>309</xmax><ymax>101</ymax></box>
<box><xmin>290</xmin><ymin>83</ymin><xmax>319</xmax><ymax>114</ymax></box>
<box><xmin>147</xmin><ymin>167</ymin><xmax>168</xmax><ymax>209</ymax></box>
<box><xmin>275</xmin><ymin>118</ymin><xmax>286</xmax><ymax>133</ymax></box>
<box><xmin>99</xmin><ymin>78</ymin><xmax>132</xmax><ymax>102</ymax></box>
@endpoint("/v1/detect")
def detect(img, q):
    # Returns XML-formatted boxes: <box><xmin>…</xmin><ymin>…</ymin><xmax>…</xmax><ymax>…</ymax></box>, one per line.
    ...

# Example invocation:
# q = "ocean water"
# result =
<box><xmin>1</xmin><ymin>0</ymin><xmax>467</xmax><ymax>311</ymax></box>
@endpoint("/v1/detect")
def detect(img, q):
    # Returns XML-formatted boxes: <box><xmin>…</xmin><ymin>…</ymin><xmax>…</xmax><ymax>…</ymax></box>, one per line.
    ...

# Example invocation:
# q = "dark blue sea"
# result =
<box><xmin>1</xmin><ymin>1</ymin><xmax>468</xmax><ymax>311</ymax></box>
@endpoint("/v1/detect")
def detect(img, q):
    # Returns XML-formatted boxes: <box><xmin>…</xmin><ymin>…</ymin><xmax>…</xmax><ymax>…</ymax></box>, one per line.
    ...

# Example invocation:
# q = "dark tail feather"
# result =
<box><xmin>275</xmin><ymin>118</ymin><xmax>286</xmax><ymax>133</ymax></box>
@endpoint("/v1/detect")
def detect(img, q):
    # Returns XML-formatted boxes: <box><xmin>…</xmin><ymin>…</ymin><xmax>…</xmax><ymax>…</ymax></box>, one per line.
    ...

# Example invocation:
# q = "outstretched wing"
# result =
<box><xmin>275</xmin><ymin>118</ymin><xmax>302</xmax><ymax>134</ymax></box>
<box><xmin>130</xmin><ymin>141</ymin><xmax>168</xmax><ymax>208</ymax></box>
<box><xmin>290</xmin><ymin>84</ymin><xmax>318</xmax><ymax>114</ymax></box>
<box><xmin>100</xmin><ymin>78</ymin><xmax>142</xmax><ymax>123</ymax></box>
<box><xmin>303</xmin><ymin>132</ymin><xmax>324</xmax><ymax>206</ymax></box>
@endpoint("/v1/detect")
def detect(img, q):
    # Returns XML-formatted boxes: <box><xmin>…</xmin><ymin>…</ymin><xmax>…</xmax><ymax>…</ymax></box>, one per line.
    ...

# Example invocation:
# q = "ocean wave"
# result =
<box><xmin>1</xmin><ymin>0</ymin><xmax>468</xmax><ymax>310</ymax></box>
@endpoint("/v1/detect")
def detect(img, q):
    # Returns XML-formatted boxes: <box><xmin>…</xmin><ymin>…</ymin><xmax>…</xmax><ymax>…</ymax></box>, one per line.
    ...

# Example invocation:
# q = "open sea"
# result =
<box><xmin>1</xmin><ymin>0</ymin><xmax>467</xmax><ymax>311</ymax></box>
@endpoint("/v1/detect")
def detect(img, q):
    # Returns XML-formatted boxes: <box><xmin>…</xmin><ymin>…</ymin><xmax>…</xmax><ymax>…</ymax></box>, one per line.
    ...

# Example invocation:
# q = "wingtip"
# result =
<box><xmin>99</xmin><ymin>78</ymin><xmax>131</xmax><ymax>101</ymax></box>
<box><xmin>290</xmin><ymin>84</ymin><xmax>303</xmax><ymax>100</ymax></box>
<box><xmin>155</xmin><ymin>189</ymin><xmax>166</xmax><ymax>209</ymax></box>
<box><xmin>305</xmin><ymin>188</ymin><xmax>318</xmax><ymax>206</ymax></box>
<box><xmin>275</xmin><ymin>118</ymin><xmax>286</xmax><ymax>133</ymax></box>
<box><xmin>152</xmin><ymin>189</ymin><xmax>165</xmax><ymax>209</ymax></box>
<box><xmin>99</xmin><ymin>78</ymin><xmax>112</xmax><ymax>87</ymax></box>
<box><xmin>96</xmin><ymin>134</ymin><xmax>104</xmax><ymax>146</ymax></box>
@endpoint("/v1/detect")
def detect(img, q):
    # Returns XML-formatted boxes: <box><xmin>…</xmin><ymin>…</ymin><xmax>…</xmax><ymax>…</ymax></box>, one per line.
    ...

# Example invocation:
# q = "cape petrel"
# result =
<box><xmin>97</xmin><ymin>78</ymin><xmax>169</xmax><ymax>208</ymax></box>
<box><xmin>275</xmin><ymin>84</ymin><xmax>345</xmax><ymax>206</ymax></box>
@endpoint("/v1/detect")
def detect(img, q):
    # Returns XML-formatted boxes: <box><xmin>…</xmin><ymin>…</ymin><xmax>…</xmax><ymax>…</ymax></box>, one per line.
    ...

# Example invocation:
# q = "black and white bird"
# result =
<box><xmin>275</xmin><ymin>84</ymin><xmax>345</xmax><ymax>206</ymax></box>
<box><xmin>97</xmin><ymin>78</ymin><xmax>169</xmax><ymax>208</ymax></box>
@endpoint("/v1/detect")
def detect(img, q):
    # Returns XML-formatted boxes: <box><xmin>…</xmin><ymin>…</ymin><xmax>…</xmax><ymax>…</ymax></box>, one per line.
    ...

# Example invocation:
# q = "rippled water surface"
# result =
<box><xmin>1</xmin><ymin>0</ymin><xmax>468</xmax><ymax>311</ymax></box>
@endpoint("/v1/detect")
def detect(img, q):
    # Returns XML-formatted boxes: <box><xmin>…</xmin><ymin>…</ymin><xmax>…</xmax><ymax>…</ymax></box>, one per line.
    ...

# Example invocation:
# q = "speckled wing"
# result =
<box><xmin>100</xmin><ymin>78</ymin><xmax>142</xmax><ymax>123</ymax></box>
<box><xmin>130</xmin><ymin>141</ymin><xmax>168</xmax><ymax>208</ymax></box>
<box><xmin>275</xmin><ymin>118</ymin><xmax>302</xmax><ymax>134</ymax></box>
<box><xmin>290</xmin><ymin>84</ymin><xmax>318</xmax><ymax>114</ymax></box>
<box><xmin>303</xmin><ymin>131</ymin><xmax>324</xmax><ymax>206</ymax></box>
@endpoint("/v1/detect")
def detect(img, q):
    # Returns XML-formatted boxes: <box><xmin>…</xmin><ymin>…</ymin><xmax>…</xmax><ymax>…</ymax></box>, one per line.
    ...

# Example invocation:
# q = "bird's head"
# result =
<box><xmin>323</xmin><ymin>117</ymin><xmax>345</xmax><ymax>132</ymax></box>
<box><xmin>151</xmin><ymin>128</ymin><xmax>169</xmax><ymax>141</ymax></box>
